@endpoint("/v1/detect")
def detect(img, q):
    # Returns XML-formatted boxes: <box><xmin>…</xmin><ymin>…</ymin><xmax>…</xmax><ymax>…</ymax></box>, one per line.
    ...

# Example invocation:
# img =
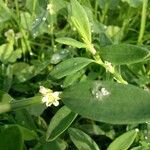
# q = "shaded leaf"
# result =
<box><xmin>0</xmin><ymin>125</ymin><xmax>23</xmax><ymax>150</ymax></box>
<box><xmin>18</xmin><ymin>125</ymin><xmax>38</xmax><ymax>141</ymax></box>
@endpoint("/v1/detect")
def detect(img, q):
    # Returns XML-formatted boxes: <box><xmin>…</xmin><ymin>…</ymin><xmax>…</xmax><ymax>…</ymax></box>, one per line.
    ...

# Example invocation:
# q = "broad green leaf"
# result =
<box><xmin>100</xmin><ymin>44</ymin><xmax>150</xmax><ymax>65</ymax></box>
<box><xmin>56</xmin><ymin>37</ymin><xmax>87</xmax><ymax>48</ymax></box>
<box><xmin>69</xmin><ymin>127</ymin><xmax>100</xmax><ymax>150</ymax></box>
<box><xmin>107</xmin><ymin>129</ymin><xmax>138</xmax><ymax>150</ymax></box>
<box><xmin>70</xmin><ymin>0</ymin><xmax>91</xmax><ymax>43</ymax></box>
<box><xmin>50</xmin><ymin>57</ymin><xmax>93</xmax><ymax>79</ymax></box>
<box><xmin>0</xmin><ymin>125</ymin><xmax>23</xmax><ymax>150</ymax></box>
<box><xmin>62</xmin><ymin>80</ymin><xmax>150</xmax><ymax>124</ymax></box>
<box><xmin>46</xmin><ymin>106</ymin><xmax>77</xmax><ymax>141</ymax></box>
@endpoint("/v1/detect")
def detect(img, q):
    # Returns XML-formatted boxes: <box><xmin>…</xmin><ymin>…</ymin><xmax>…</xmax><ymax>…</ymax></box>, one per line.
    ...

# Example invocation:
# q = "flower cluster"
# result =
<box><xmin>39</xmin><ymin>86</ymin><xmax>61</xmax><ymax>107</ymax></box>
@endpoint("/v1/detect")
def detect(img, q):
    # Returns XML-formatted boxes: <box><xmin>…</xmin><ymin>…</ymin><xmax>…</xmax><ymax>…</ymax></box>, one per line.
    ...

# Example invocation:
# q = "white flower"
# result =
<box><xmin>47</xmin><ymin>3</ymin><xmax>55</xmax><ymax>15</ymax></box>
<box><xmin>39</xmin><ymin>86</ymin><xmax>61</xmax><ymax>107</ymax></box>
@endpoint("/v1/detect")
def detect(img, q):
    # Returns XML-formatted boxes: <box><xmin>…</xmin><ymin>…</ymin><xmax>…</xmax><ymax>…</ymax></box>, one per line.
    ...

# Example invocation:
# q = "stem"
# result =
<box><xmin>11</xmin><ymin>96</ymin><xmax>42</xmax><ymax>110</ymax></box>
<box><xmin>0</xmin><ymin>96</ymin><xmax>42</xmax><ymax>114</ymax></box>
<box><xmin>92</xmin><ymin>49</ymin><xmax>127</xmax><ymax>84</ymax></box>
<box><xmin>14</xmin><ymin>0</ymin><xmax>20</xmax><ymax>21</ymax></box>
<box><xmin>138</xmin><ymin>0</ymin><xmax>148</xmax><ymax>44</ymax></box>
<box><xmin>32</xmin><ymin>0</ymin><xmax>37</xmax><ymax>18</ymax></box>
<box><xmin>100</xmin><ymin>3</ymin><xmax>109</xmax><ymax>23</ymax></box>
<box><xmin>94</xmin><ymin>0</ymin><xmax>98</xmax><ymax>19</ymax></box>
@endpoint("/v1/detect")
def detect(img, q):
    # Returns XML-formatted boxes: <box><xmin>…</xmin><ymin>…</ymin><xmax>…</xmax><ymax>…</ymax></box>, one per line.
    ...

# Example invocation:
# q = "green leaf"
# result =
<box><xmin>32</xmin><ymin>10</ymin><xmax>48</xmax><ymax>37</ymax></box>
<box><xmin>0</xmin><ymin>125</ymin><xmax>23</xmax><ymax>150</ymax></box>
<box><xmin>100</xmin><ymin>44</ymin><xmax>150</xmax><ymax>65</ymax></box>
<box><xmin>107</xmin><ymin>129</ymin><xmax>138</xmax><ymax>150</ymax></box>
<box><xmin>50</xmin><ymin>57</ymin><xmax>93</xmax><ymax>79</ymax></box>
<box><xmin>18</xmin><ymin>125</ymin><xmax>38</xmax><ymax>141</ymax></box>
<box><xmin>78</xmin><ymin>124</ymin><xmax>115</xmax><ymax>139</ymax></box>
<box><xmin>8</xmin><ymin>49</ymin><xmax>22</xmax><ymax>63</ymax></box>
<box><xmin>0</xmin><ymin>90</ymin><xmax>13</xmax><ymax>113</ymax></box>
<box><xmin>62</xmin><ymin>70</ymin><xmax>84</xmax><ymax>88</ymax></box>
<box><xmin>56</xmin><ymin>37</ymin><xmax>87</xmax><ymax>48</ymax></box>
<box><xmin>0</xmin><ymin>90</ymin><xmax>13</xmax><ymax>103</ymax></box>
<box><xmin>26</xmin><ymin>103</ymin><xmax>46</xmax><ymax>117</ymax></box>
<box><xmin>69</xmin><ymin>127</ymin><xmax>100</xmax><ymax>150</ymax></box>
<box><xmin>0</xmin><ymin>43</ymin><xmax>13</xmax><ymax>64</ymax></box>
<box><xmin>70</xmin><ymin>0</ymin><xmax>91</xmax><ymax>43</ymax></box>
<box><xmin>36</xmin><ymin>138</ymin><xmax>67</xmax><ymax>150</ymax></box>
<box><xmin>13</xmin><ymin>60</ymin><xmax>51</xmax><ymax>82</ymax></box>
<box><xmin>62</xmin><ymin>80</ymin><xmax>150</xmax><ymax>124</ymax></box>
<box><xmin>46</xmin><ymin>106</ymin><xmax>77</xmax><ymax>141</ymax></box>
<box><xmin>20</xmin><ymin>12</ymin><xmax>33</xmax><ymax>31</ymax></box>
<box><xmin>15</xmin><ymin>109</ymin><xmax>37</xmax><ymax>130</ymax></box>
<box><xmin>122</xmin><ymin>0</ymin><xmax>143</xmax><ymax>7</ymax></box>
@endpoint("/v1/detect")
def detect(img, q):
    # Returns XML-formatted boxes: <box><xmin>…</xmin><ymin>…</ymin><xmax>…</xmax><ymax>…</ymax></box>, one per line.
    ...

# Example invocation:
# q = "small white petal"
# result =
<box><xmin>39</xmin><ymin>86</ymin><xmax>52</xmax><ymax>95</ymax></box>
<box><xmin>39</xmin><ymin>86</ymin><xmax>47</xmax><ymax>94</ymax></box>
<box><xmin>42</xmin><ymin>96</ymin><xmax>48</xmax><ymax>103</ymax></box>
<box><xmin>53</xmin><ymin>100</ymin><xmax>59</xmax><ymax>106</ymax></box>
<box><xmin>52</xmin><ymin>92</ymin><xmax>61</xmax><ymax>100</ymax></box>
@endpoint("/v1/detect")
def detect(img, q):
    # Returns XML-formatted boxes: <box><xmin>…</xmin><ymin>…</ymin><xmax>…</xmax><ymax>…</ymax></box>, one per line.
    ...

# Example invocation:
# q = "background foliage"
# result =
<box><xmin>0</xmin><ymin>0</ymin><xmax>150</xmax><ymax>149</ymax></box>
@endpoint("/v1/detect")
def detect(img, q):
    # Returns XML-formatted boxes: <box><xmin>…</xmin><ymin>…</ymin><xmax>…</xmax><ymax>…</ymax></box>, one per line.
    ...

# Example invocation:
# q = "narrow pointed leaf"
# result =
<box><xmin>50</xmin><ymin>57</ymin><xmax>93</xmax><ymax>79</ymax></box>
<box><xmin>70</xmin><ymin>0</ymin><xmax>91</xmax><ymax>43</ymax></box>
<box><xmin>108</xmin><ymin>129</ymin><xmax>138</xmax><ymax>150</ymax></box>
<box><xmin>56</xmin><ymin>37</ymin><xmax>87</xmax><ymax>48</ymax></box>
<box><xmin>46</xmin><ymin>106</ymin><xmax>77</xmax><ymax>141</ymax></box>
<box><xmin>100</xmin><ymin>44</ymin><xmax>150</xmax><ymax>64</ymax></box>
<box><xmin>62</xmin><ymin>81</ymin><xmax>150</xmax><ymax>124</ymax></box>
<box><xmin>69</xmin><ymin>128</ymin><xmax>100</xmax><ymax>150</ymax></box>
